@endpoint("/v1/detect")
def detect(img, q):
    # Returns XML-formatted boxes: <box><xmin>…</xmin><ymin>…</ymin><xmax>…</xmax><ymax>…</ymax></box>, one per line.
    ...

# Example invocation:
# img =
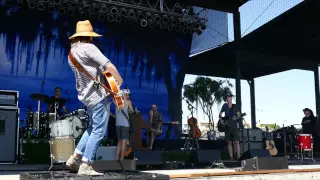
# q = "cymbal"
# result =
<box><xmin>30</xmin><ymin>93</ymin><xmax>49</xmax><ymax>101</ymax></box>
<box><xmin>44</xmin><ymin>97</ymin><xmax>67</xmax><ymax>104</ymax></box>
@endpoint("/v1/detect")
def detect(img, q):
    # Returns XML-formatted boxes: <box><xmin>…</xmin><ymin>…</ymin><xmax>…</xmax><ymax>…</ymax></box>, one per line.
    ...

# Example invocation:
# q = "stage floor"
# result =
<box><xmin>1</xmin><ymin>162</ymin><xmax>320</xmax><ymax>180</ymax></box>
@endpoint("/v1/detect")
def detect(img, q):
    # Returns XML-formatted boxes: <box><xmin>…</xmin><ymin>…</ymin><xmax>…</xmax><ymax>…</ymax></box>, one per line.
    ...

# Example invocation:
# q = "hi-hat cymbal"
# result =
<box><xmin>44</xmin><ymin>97</ymin><xmax>67</xmax><ymax>104</ymax></box>
<box><xmin>30</xmin><ymin>93</ymin><xmax>49</xmax><ymax>101</ymax></box>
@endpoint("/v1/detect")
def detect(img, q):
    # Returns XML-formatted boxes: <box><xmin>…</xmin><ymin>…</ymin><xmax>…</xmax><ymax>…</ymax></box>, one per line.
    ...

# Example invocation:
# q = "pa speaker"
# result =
<box><xmin>193</xmin><ymin>150</ymin><xmax>221</xmax><ymax>165</ymax></box>
<box><xmin>239</xmin><ymin>149</ymin><xmax>270</xmax><ymax>161</ymax></box>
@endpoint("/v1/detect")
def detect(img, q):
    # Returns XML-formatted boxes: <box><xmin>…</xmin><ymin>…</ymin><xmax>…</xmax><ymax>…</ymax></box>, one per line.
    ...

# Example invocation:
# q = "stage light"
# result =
<box><xmin>145</xmin><ymin>12</ymin><xmax>152</xmax><ymax>21</ymax></box>
<box><xmin>182</xmin><ymin>28</ymin><xmax>188</xmax><ymax>34</ymax></box>
<box><xmin>58</xmin><ymin>7</ymin><xmax>65</xmax><ymax>14</ymax></box>
<box><xmin>187</xmin><ymin>22</ymin><xmax>193</xmax><ymax>28</ymax></box>
<box><xmin>54</xmin><ymin>0</ymin><xmax>62</xmax><ymax>5</ymax></box>
<box><xmin>170</xmin><ymin>17</ymin><xmax>177</xmax><ymax>25</ymax></box>
<box><xmin>162</xmin><ymin>15</ymin><xmax>169</xmax><ymax>23</ymax></box>
<box><xmin>120</xmin><ymin>8</ymin><xmax>127</xmax><ymax>16</ymax></box>
<box><xmin>67</xmin><ymin>8</ymin><xmax>74</xmax><ymax>15</ymax></box>
<box><xmin>37</xmin><ymin>1</ymin><xmax>45</xmax><ymax>11</ymax></box>
<box><xmin>196</xmin><ymin>30</ymin><xmax>202</xmax><ymax>35</ymax></box>
<box><xmin>28</xmin><ymin>1</ymin><xmax>36</xmax><ymax>9</ymax></box>
<box><xmin>124</xmin><ymin>19</ymin><xmax>132</xmax><ymax>25</ymax></box>
<box><xmin>140</xmin><ymin>19</ymin><xmax>147</xmax><ymax>27</ymax></box>
<box><xmin>167</xmin><ymin>25</ymin><xmax>173</xmax><ymax>31</ymax></box>
<box><xmin>148</xmin><ymin>21</ymin><xmax>155</xmax><ymax>28</ymax></box>
<box><xmin>98</xmin><ymin>13</ymin><xmax>105</xmax><ymax>20</ymax></box>
<box><xmin>80</xmin><ymin>11</ymin><xmax>87</xmax><ymax>18</ymax></box>
<box><xmin>154</xmin><ymin>14</ymin><xmax>161</xmax><ymax>24</ymax></box>
<box><xmin>17</xmin><ymin>0</ymin><xmax>24</xmax><ymax>8</ymax></box>
<box><xmin>100</xmin><ymin>5</ymin><xmax>107</xmax><ymax>13</ymax></box>
<box><xmin>107</xmin><ymin>14</ymin><xmax>114</xmax><ymax>22</ymax></box>
<box><xmin>43</xmin><ymin>0</ymin><xmax>49</xmax><ymax>3</ymax></box>
<box><xmin>89</xmin><ymin>12</ymin><xmax>96</xmax><ymax>19</ymax></box>
<box><xmin>179</xmin><ymin>18</ymin><xmax>186</xmax><ymax>27</ymax></box>
<box><xmin>128</xmin><ymin>9</ymin><xmax>135</xmax><ymax>17</ymax></box>
<box><xmin>110</xmin><ymin>6</ymin><xmax>118</xmax><ymax>14</ymax></box>
<box><xmin>137</xmin><ymin>11</ymin><xmax>143</xmax><ymax>19</ymax></box>
<box><xmin>115</xmin><ymin>15</ymin><xmax>122</xmax><ymax>23</ymax></box>
<box><xmin>160</xmin><ymin>23</ymin><xmax>166</xmax><ymax>29</ymax></box>
<box><xmin>47</xmin><ymin>3</ymin><xmax>54</xmax><ymax>12</ymax></box>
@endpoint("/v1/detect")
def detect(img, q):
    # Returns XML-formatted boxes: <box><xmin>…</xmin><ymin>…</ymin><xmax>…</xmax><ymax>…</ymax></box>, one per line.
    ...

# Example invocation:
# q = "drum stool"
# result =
<box><xmin>296</xmin><ymin>134</ymin><xmax>316</xmax><ymax>163</ymax></box>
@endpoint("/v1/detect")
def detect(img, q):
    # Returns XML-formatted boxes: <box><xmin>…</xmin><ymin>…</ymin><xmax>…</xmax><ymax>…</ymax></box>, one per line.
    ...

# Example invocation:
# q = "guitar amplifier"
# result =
<box><xmin>0</xmin><ymin>90</ymin><xmax>19</xmax><ymax>107</ymax></box>
<box><xmin>240</xmin><ymin>128</ymin><xmax>263</xmax><ymax>142</ymax></box>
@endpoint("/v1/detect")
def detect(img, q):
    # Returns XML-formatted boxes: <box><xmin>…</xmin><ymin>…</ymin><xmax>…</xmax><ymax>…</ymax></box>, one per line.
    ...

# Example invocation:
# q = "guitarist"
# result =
<box><xmin>66</xmin><ymin>20</ymin><xmax>123</xmax><ymax>175</ymax></box>
<box><xmin>219</xmin><ymin>94</ymin><xmax>241</xmax><ymax>160</ymax></box>
<box><xmin>115</xmin><ymin>88</ymin><xmax>134</xmax><ymax>160</ymax></box>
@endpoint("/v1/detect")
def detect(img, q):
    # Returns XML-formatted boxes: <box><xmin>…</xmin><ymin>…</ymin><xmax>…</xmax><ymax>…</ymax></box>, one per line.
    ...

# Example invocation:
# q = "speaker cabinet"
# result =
<box><xmin>239</xmin><ymin>149</ymin><xmax>270</xmax><ymax>161</ymax></box>
<box><xmin>0</xmin><ymin>107</ymin><xmax>19</xmax><ymax>163</ymax></box>
<box><xmin>241</xmin><ymin>156</ymin><xmax>288</xmax><ymax>171</ymax></box>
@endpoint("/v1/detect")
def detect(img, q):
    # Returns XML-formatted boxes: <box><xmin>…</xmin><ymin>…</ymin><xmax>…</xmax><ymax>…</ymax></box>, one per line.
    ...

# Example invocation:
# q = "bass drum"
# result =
<box><xmin>61</xmin><ymin>115</ymin><xmax>85</xmax><ymax>138</ymax></box>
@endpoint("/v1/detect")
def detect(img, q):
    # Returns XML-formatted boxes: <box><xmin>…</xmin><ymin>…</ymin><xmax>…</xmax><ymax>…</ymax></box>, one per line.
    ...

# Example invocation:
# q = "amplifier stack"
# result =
<box><xmin>0</xmin><ymin>90</ymin><xmax>19</xmax><ymax>164</ymax></box>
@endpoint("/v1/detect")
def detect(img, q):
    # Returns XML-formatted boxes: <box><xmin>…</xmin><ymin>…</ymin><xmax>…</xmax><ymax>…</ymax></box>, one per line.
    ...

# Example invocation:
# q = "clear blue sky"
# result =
<box><xmin>182</xmin><ymin>0</ymin><xmax>314</xmax><ymax>128</ymax></box>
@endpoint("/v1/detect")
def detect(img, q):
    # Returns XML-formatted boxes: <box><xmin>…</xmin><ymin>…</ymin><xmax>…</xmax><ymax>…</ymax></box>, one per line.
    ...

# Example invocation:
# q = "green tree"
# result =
<box><xmin>183</xmin><ymin>76</ymin><xmax>233</xmax><ymax>130</ymax></box>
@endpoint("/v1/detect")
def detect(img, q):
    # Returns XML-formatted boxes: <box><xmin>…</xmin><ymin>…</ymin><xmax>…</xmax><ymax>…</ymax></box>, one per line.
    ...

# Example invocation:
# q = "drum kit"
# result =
<box><xmin>27</xmin><ymin>93</ymin><xmax>89</xmax><ymax>168</ymax></box>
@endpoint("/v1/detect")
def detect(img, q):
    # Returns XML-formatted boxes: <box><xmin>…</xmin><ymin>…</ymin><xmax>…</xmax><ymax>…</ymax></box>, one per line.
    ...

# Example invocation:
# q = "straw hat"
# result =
<box><xmin>69</xmin><ymin>20</ymin><xmax>102</xmax><ymax>40</ymax></box>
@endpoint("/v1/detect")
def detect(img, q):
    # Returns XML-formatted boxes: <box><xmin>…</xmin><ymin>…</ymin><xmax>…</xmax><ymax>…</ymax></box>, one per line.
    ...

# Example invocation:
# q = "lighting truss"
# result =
<box><xmin>21</xmin><ymin>0</ymin><xmax>208</xmax><ymax>34</ymax></box>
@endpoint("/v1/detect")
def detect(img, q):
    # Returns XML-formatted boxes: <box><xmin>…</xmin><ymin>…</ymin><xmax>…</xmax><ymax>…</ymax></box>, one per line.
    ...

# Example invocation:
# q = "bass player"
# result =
<box><xmin>66</xmin><ymin>20</ymin><xmax>123</xmax><ymax>175</ymax></box>
<box><xmin>219</xmin><ymin>94</ymin><xmax>241</xmax><ymax>160</ymax></box>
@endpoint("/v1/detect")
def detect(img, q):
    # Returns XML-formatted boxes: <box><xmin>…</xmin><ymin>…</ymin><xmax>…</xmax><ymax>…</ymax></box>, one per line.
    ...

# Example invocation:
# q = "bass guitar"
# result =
<box><xmin>188</xmin><ymin>117</ymin><xmax>201</xmax><ymax>139</ymax></box>
<box><xmin>264</xmin><ymin>126</ymin><xmax>278</xmax><ymax>156</ymax></box>
<box><xmin>217</xmin><ymin>113</ymin><xmax>246</xmax><ymax>132</ymax></box>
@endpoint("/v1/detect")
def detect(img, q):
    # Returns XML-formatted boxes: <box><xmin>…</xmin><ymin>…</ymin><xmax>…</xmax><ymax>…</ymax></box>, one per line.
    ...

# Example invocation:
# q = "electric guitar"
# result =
<box><xmin>264</xmin><ymin>126</ymin><xmax>278</xmax><ymax>156</ymax></box>
<box><xmin>218</xmin><ymin>113</ymin><xmax>246</xmax><ymax>132</ymax></box>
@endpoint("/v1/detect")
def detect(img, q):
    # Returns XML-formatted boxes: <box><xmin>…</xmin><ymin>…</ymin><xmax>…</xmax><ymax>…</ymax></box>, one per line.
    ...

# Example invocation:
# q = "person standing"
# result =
<box><xmin>149</xmin><ymin>104</ymin><xmax>163</xmax><ymax>149</ymax></box>
<box><xmin>115</xmin><ymin>87</ymin><xmax>134</xmax><ymax>160</ymax></box>
<box><xmin>65</xmin><ymin>20</ymin><xmax>123</xmax><ymax>175</ymax></box>
<box><xmin>219</xmin><ymin>94</ymin><xmax>241</xmax><ymax>160</ymax></box>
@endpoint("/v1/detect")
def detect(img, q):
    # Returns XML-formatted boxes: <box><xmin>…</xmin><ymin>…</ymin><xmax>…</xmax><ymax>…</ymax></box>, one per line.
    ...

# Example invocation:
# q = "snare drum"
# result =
<box><xmin>75</xmin><ymin>109</ymin><xmax>87</xmax><ymax>119</ymax></box>
<box><xmin>48</xmin><ymin>113</ymin><xmax>56</xmax><ymax>122</ymax></box>
<box><xmin>49</xmin><ymin>119</ymin><xmax>73</xmax><ymax>137</ymax></box>
<box><xmin>297</xmin><ymin>134</ymin><xmax>312</xmax><ymax>150</ymax></box>
<box><xmin>50</xmin><ymin>136</ymin><xmax>75</xmax><ymax>163</ymax></box>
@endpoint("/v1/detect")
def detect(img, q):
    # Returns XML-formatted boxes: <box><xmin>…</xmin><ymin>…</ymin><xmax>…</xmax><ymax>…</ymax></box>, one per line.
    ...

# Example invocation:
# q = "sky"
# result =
<box><xmin>182</xmin><ymin>0</ymin><xmax>315</xmax><ymax>128</ymax></box>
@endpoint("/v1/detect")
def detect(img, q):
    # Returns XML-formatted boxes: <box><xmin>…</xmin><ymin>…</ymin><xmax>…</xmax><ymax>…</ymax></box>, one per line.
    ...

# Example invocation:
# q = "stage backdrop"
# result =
<box><xmin>0</xmin><ymin>5</ymin><xmax>192</xmax><ymax>139</ymax></box>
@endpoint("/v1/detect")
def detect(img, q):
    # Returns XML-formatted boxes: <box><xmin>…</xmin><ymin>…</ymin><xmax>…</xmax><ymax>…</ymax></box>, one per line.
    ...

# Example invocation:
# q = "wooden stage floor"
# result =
<box><xmin>1</xmin><ymin>162</ymin><xmax>320</xmax><ymax>180</ymax></box>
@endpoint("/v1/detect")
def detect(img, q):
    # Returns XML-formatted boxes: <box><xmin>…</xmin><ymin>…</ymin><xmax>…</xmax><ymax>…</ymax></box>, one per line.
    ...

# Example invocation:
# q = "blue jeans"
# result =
<box><xmin>75</xmin><ymin>99</ymin><xmax>110</xmax><ymax>163</ymax></box>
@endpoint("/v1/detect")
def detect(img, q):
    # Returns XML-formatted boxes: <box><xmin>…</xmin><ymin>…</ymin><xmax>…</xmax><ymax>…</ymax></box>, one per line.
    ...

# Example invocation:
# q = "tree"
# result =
<box><xmin>183</xmin><ymin>76</ymin><xmax>233</xmax><ymax>130</ymax></box>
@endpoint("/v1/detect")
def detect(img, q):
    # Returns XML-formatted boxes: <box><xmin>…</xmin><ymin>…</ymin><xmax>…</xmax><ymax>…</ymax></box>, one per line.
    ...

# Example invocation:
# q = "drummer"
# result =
<box><xmin>48</xmin><ymin>87</ymin><xmax>69</xmax><ymax>116</ymax></box>
<box><xmin>301</xmin><ymin>108</ymin><xmax>316</xmax><ymax>134</ymax></box>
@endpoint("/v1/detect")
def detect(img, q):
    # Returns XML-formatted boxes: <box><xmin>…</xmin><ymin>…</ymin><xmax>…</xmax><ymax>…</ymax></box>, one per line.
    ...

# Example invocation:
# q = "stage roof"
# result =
<box><xmin>187</xmin><ymin>0</ymin><xmax>320</xmax><ymax>80</ymax></box>
<box><xmin>171</xmin><ymin>0</ymin><xmax>248</xmax><ymax>12</ymax></box>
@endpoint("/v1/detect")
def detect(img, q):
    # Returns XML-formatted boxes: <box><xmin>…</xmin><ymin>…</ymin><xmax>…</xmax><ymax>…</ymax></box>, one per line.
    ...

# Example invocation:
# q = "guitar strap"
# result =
<box><xmin>68</xmin><ymin>52</ymin><xmax>114</xmax><ymax>95</ymax></box>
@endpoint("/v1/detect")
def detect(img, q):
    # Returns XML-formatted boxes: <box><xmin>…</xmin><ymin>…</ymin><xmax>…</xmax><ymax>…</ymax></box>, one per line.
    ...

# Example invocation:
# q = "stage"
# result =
<box><xmin>1</xmin><ymin>159</ymin><xmax>320</xmax><ymax>180</ymax></box>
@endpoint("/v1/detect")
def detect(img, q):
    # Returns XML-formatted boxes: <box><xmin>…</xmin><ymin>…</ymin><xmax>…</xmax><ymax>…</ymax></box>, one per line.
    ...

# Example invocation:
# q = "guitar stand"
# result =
<box><xmin>183</xmin><ymin>134</ymin><xmax>199</xmax><ymax>150</ymax></box>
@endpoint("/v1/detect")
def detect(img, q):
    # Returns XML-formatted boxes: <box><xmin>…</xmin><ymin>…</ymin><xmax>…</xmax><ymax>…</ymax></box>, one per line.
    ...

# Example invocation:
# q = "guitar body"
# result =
<box><xmin>217</xmin><ymin>120</ymin><xmax>226</xmax><ymax>132</ymax></box>
<box><xmin>187</xmin><ymin>117</ymin><xmax>201</xmax><ymax>139</ymax></box>
<box><xmin>265</xmin><ymin>126</ymin><xmax>278</xmax><ymax>156</ymax></box>
<box><xmin>265</xmin><ymin>140</ymin><xmax>278</xmax><ymax>156</ymax></box>
<box><xmin>103</xmin><ymin>71</ymin><xmax>124</xmax><ymax>109</ymax></box>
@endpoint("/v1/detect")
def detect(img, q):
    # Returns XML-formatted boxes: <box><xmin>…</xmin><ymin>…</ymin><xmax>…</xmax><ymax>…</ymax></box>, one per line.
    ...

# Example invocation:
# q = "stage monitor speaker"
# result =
<box><xmin>239</xmin><ymin>149</ymin><xmax>270</xmax><ymax>161</ymax></box>
<box><xmin>134</xmin><ymin>151</ymin><xmax>162</xmax><ymax>165</ymax></box>
<box><xmin>241</xmin><ymin>156</ymin><xmax>288</xmax><ymax>171</ymax></box>
<box><xmin>193</xmin><ymin>150</ymin><xmax>221</xmax><ymax>165</ymax></box>
<box><xmin>0</xmin><ymin>107</ymin><xmax>19</xmax><ymax>163</ymax></box>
